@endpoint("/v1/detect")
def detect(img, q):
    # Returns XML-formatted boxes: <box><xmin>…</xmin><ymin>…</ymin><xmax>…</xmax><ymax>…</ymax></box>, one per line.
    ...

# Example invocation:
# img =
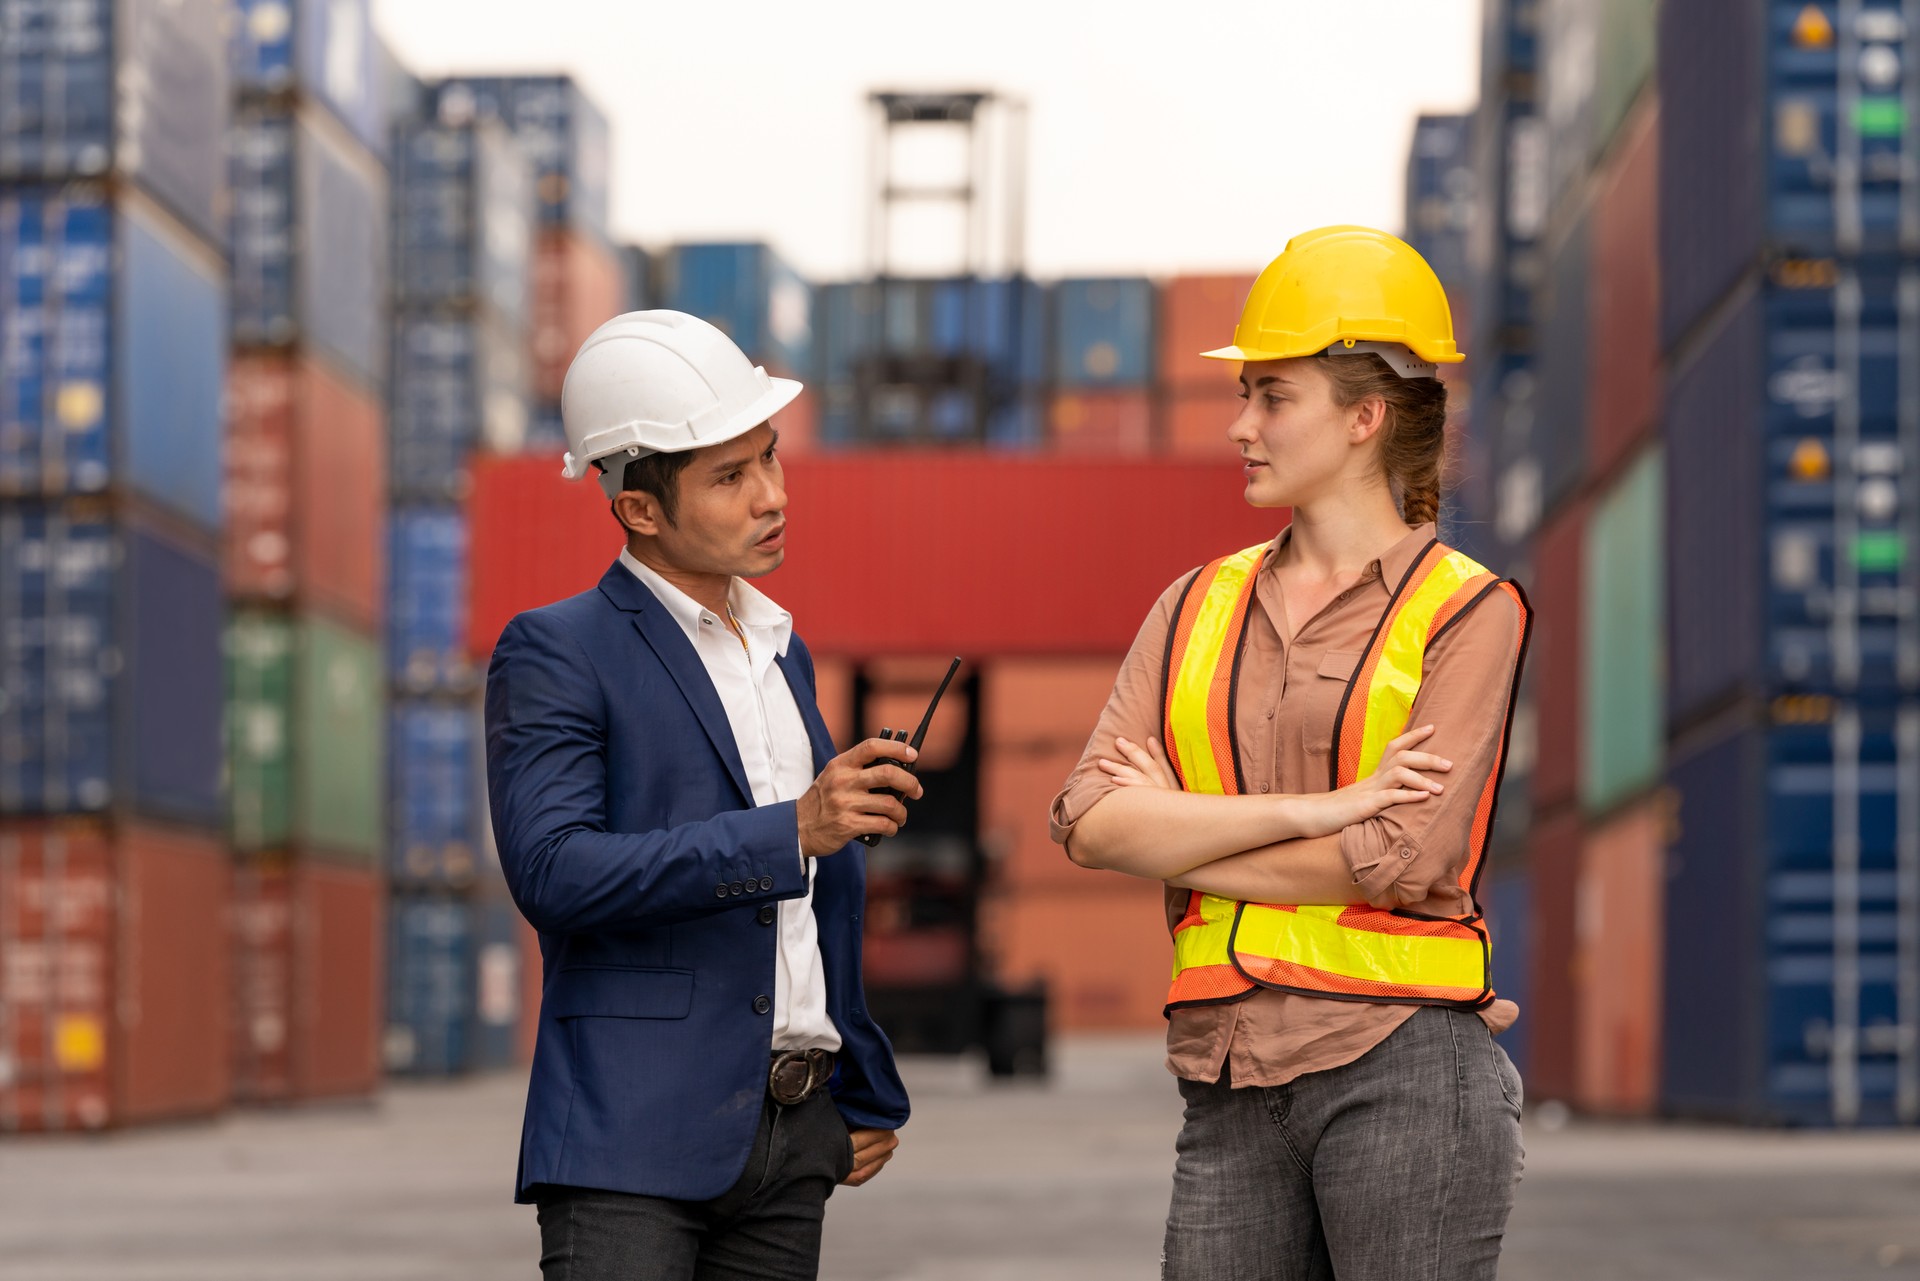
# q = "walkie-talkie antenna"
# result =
<box><xmin>907</xmin><ymin>658</ymin><xmax>963</xmax><ymax>752</ymax></box>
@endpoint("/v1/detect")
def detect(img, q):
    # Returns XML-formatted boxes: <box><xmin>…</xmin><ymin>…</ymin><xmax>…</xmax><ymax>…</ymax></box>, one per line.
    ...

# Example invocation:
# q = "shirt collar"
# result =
<box><xmin>619</xmin><ymin>549</ymin><xmax>793</xmax><ymax>657</ymax></box>
<box><xmin>1259</xmin><ymin>521</ymin><xmax>1439</xmax><ymax>590</ymax></box>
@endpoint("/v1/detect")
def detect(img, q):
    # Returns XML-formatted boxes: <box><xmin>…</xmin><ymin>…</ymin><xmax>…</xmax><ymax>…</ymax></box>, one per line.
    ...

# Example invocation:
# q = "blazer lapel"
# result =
<box><xmin>775</xmin><ymin>650</ymin><xmax>836</xmax><ymax>773</ymax></box>
<box><xmin>601</xmin><ymin>560</ymin><xmax>754</xmax><ymax>806</ymax></box>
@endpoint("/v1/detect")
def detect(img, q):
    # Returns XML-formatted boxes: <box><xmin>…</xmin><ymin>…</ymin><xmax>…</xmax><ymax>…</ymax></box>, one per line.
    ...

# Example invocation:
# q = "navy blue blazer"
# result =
<box><xmin>484</xmin><ymin>559</ymin><xmax>910</xmax><ymax>1203</ymax></box>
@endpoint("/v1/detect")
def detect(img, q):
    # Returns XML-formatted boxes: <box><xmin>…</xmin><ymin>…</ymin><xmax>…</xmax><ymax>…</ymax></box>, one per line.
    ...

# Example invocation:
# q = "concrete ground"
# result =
<box><xmin>1</xmin><ymin>1035</ymin><xmax>1917</xmax><ymax>1280</ymax></box>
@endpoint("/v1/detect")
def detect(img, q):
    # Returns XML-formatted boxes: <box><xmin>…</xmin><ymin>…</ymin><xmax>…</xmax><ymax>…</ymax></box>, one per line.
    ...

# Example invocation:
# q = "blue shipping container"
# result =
<box><xmin>472</xmin><ymin>896</ymin><xmax>523</xmax><ymax>1070</ymax></box>
<box><xmin>388</xmin><ymin>697</ymin><xmax>481</xmax><ymax>885</ymax></box>
<box><xmin>390</xmin><ymin>118</ymin><xmax>532</xmax><ymax>331</ymax></box>
<box><xmin>388</xmin><ymin>311</ymin><xmax>528</xmax><ymax>499</ymax></box>
<box><xmin>387</xmin><ymin>505</ymin><xmax>472</xmax><ymax>691</ymax></box>
<box><xmin>231</xmin><ymin>103</ymin><xmax>388</xmax><ymax>387</ymax></box>
<box><xmin>620</xmin><ymin>243</ymin><xmax>651</xmax><ymax>311</ymax></box>
<box><xmin>1052</xmin><ymin>278</ymin><xmax>1154</xmax><ymax>389</ymax></box>
<box><xmin>230</xmin><ymin>0</ymin><xmax>387</xmax><ymax>157</ymax></box>
<box><xmin>1404</xmin><ymin>113</ymin><xmax>1475</xmax><ymax>287</ymax></box>
<box><xmin>0</xmin><ymin>503</ymin><xmax>223</xmax><ymax>823</ymax></box>
<box><xmin>665</xmin><ymin>243</ymin><xmax>812</xmax><ymax>376</ymax></box>
<box><xmin>0</xmin><ymin>0</ymin><xmax>230</xmax><ymax>245</ymax></box>
<box><xmin>1666</xmin><ymin>264</ymin><xmax>1919</xmax><ymax>727</ymax></box>
<box><xmin>1480</xmin><ymin>870</ymin><xmax>1532</xmax><ymax>1078</ymax></box>
<box><xmin>430</xmin><ymin>75</ymin><xmax>611</xmax><ymax>243</ymax></box>
<box><xmin>1663</xmin><ymin>704</ymin><xmax>1920</xmax><ymax>1126</ymax></box>
<box><xmin>385</xmin><ymin>893</ymin><xmax>473</xmax><ymax>1076</ymax></box>
<box><xmin>0</xmin><ymin>187</ymin><xmax>225</xmax><ymax>528</ymax></box>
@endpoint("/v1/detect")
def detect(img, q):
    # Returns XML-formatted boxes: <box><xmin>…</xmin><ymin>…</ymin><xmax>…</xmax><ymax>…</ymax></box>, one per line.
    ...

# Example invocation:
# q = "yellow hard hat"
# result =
<box><xmin>1202</xmin><ymin>225</ymin><xmax>1463</xmax><ymax>377</ymax></box>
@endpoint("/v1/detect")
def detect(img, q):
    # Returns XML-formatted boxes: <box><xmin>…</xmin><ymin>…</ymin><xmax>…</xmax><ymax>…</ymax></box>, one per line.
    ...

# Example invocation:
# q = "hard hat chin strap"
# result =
<box><xmin>1320</xmin><ymin>340</ymin><xmax>1439</xmax><ymax>381</ymax></box>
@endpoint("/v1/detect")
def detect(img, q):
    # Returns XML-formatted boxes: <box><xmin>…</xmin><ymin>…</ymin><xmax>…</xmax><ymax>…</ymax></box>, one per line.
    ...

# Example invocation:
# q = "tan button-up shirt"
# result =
<box><xmin>1049</xmin><ymin>523</ymin><xmax>1524</xmax><ymax>1087</ymax></box>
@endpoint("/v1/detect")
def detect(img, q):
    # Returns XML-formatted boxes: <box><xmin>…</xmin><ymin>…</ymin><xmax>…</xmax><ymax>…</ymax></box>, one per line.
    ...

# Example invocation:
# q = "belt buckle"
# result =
<box><xmin>769</xmin><ymin>1049</ymin><xmax>828</xmax><ymax>1105</ymax></box>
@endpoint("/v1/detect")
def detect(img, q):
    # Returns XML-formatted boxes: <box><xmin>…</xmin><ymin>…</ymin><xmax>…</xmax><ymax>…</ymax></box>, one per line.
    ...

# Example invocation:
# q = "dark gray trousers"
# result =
<box><xmin>1162</xmin><ymin>1006</ymin><xmax>1525</xmax><ymax>1280</ymax></box>
<box><xmin>535</xmin><ymin>1091</ymin><xmax>854</xmax><ymax>1281</ymax></box>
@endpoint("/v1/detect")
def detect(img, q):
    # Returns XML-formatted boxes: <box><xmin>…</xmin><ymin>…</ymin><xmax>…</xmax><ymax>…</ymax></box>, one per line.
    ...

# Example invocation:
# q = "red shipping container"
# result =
<box><xmin>1588</xmin><ymin>100</ymin><xmax>1662</xmax><ymax>481</ymax></box>
<box><xmin>1050</xmin><ymin>391</ymin><xmax>1152</xmax><ymax>454</ymax></box>
<box><xmin>0</xmin><ymin>819</ymin><xmax>231</xmax><ymax>1131</ymax></box>
<box><xmin>1164</xmin><ymin>390</ymin><xmax>1247</xmax><ymax>458</ymax></box>
<box><xmin>982</xmin><ymin>658</ymin><xmax>1121</xmax><ymax>751</ymax></box>
<box><xmin>466</xmin><ymin>453</ymin><xmax>1284</xmax><ymax>659</ymax></box>
<box><xmin>1158</xmin><ymin>274</ymin><xmax>1257</xmax><ymax>391</ymax></box>
<box><xmin>230</xmin><ymin>862</ymin><xmax>293</xmax><ymax>1101</ymax></box>
<box><xmin>226</xmin><ymin>353</ymin><xmax>386</xmax><ymax>630</ymax></box>
<box><xmin>980</xmin><ymin>881</ymin><xmax>1171</xmax><ymax>1031</ymax></box>
<box><xmin>811</xmin><ymin>656</ymin><xmax>855</xmax><ymax>748</ymax></box>
<box><xmin>1525</xmin><ymin>806</ymin><xmax>1585</xmax><ymax>1106</ymax></box>
<box><xmin>532</xmin><ymin>229</ymin><xmax>626</xmax><ymax>401</ymax></box>
<box><xmin>1574</xmin><ymin>793</ymin><xmax>1666</xmax><ymax>1116</ymax></box>
<box><xmin>1529</xmin><ymin>498</ymin><xmax>1589</xmax><ymax>812</ymax></box>
<box><xmin>979</xmin><ymin>658</ymin><xmax>1123</xmax><ymax>891</ymax></box>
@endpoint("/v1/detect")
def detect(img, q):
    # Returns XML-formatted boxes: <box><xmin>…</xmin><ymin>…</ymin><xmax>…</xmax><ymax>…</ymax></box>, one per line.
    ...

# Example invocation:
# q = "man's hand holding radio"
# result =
<box><xmin>797</xmin><ymin>739</ymin><xmax>923</xmax><ymax>857</ymax></box>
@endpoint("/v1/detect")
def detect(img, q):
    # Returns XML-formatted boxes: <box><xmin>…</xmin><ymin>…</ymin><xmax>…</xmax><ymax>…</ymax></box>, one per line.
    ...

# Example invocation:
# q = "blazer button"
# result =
<box><xmin>752</xmin><ymin>995</ymin><xmax>772</xmax><ymax>1015</ymax></box>
<box><xmin>714</xmin><ymin>885</ymin><xmax>728</xmax><ymax>898</ymax></box>
<box><xmin>758</xmin><ymin>905</ymin><xmax>776</xmax><ymax>925</ymax></box>
<box><xmin>730</xmin><ymin>880</ymin><xmax>745</xmax><ymax>896</ymax></box>
<box><xmin>759</xmin><ymin>875</ymin><xmax>774</xmax><ymax>891</ymax></box>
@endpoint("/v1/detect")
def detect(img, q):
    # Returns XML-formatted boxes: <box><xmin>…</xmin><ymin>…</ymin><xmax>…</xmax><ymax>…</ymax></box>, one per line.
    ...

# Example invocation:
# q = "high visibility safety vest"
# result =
<box><xmin>1162</xmin><ymin>537</ymin><xmax>1531</xmax><ymax>1013</ymax></box>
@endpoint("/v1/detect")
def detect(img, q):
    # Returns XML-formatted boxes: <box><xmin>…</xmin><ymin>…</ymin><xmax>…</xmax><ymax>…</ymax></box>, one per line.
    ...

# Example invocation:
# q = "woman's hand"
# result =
<box><xmin>1096</xmin><ymin>736</ymin><xmax>1179</xmax><ymax>791</ymax></box>
<box><xmin>1291</xmin><ymin>724</ymin><xmax>1453</xmax><ymax>837</ymax></box>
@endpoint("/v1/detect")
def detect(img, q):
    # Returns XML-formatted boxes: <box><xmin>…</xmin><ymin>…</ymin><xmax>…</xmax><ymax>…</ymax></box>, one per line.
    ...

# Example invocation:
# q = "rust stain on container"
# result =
<box><xmin>1574</xmin><ymin>794</ymin><xmax>1665</xmax><ymax>1115</ymax></box>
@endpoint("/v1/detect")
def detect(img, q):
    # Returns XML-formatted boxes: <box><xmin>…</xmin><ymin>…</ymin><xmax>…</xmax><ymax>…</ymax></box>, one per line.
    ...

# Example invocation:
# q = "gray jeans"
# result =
<box><xmin>1162</xmin><ymin>1006</ymin><xmax>1525</xmax><ymax>1281</ymax></box>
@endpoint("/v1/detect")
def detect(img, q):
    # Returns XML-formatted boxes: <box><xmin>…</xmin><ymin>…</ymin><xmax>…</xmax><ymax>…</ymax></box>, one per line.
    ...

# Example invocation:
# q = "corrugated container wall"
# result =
<box><xmin>0</xmin><ymin>0</ymin><xmax>231</xmax><ymax>245</ymax></box>
<box><xmin>1051</xmin><ymin>278</ymin><xmax>1154</xmax><ymax>389</ymax></box>
<box><xmin>1</xmin><ymin>188</ymin><xmax>227</xmax><ymax>529</ymax></box>
<box><xmin>390</xmin><ymin>118</ymin><xmax>532</xmax><ymax>333</ymax></box>
<box><xmin>1404</xmin><ymin>114</ymin><xmax>1475</xmax><ymax>288</ymax></box>
<box><xmin>531</xmin><ymin>229</ymin><xmax>623</xmax><ymax>401</ymax></box>
<box><xmin>1592</xmin><ymin>0</ymin><xmax>1656</xmax><ymax>152</ymax></box>
<box><xmin>388</xmin><ymin>698</ymin><xmax>483</xmax><ymax>887</ymax></box>
<box><xmin>1582</xmin><ymin>447</ymin><xmax>1664</xmax><ymax>816</ymax></box>
<box><xmin>1528</xmin><ymin>498</ymin><xmax>1587</xmax><ymax>813</ymax></box>
<box><xmin>0</xmin><ymin>820</ymin><xmax>231</xmax><ymax>1131</ymax></box>
<box><xmin>388</xmin><ymin>505</ymin><xmax>473</xmax><ymax>691</ymax></box>
<box><xmin>1157</xmin><ymin>275</ymin><xmax>1256</xmax><ymax>391</ymax></box>
<box><xmin>229</xmin><ymin>103</ymin><xmax>389</xmax><ymax>389</ymax></box>
<box><xmin>428</xmin><ymin>76</ymin><xmax>611</xmax><ymax>242</ymax></box>
<box><xmin>1587</xmin><ymin>99</ymin><xmax>1661</xmax><ymax>478</ymax></box>
<box><xmin>1663</xmin><ymin>706</ymin><xmax>1920</xmax><ymax>1126</ymax></box>
<box><xmin>1526</xmin><ymin>806</ymin><xmax>1586</xmax><ymax>1105</ymax></box>
<box><xmin>1539</xmin><ymin>0</ymin><xmax>1598</xmax><ymax>220</ymax></box>
<box><xmin>663</xmin><ymin>242</ymin><xmax>812</xmax><ymax>375</ymax></box>
<box><xmin>225</xmin><ymin>353</ymin><xmax>385</xmax><ymax>628</ymax></box>
<box><xmin>1</xmin><ymin>506</ymin><xmax>223</xmax><ymax>825</ymax></box>
<box><xmin>1533</xmin><ymin>205</ymin><xmax>1591</xmax><ymax>513</ymax></box>
<box><xmin>230</xmin><ymin>0</ymin><xmax>388</xmax><ymax>155</ymax></box>
<box><xmin>384</xmin><ymin>892</ymin><xmax>472</xmax><ymax>1075</ymax></box>
<box><xmin>1574</xmin><ymin>794</ymin><xmax>1666</xmax><ymax>1115</ymax></box>
<box><xmin>390</xmin><ymin>311</ymin><xmax>530</xmax><ymax>492</ymax></box>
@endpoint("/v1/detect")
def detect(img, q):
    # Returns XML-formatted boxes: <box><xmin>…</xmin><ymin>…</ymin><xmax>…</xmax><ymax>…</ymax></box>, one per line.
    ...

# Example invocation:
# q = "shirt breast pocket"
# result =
<box><xmin>1301</xmin><ymin>651</ymin><xmax>1361</xmax><ymax>758</ymax></box>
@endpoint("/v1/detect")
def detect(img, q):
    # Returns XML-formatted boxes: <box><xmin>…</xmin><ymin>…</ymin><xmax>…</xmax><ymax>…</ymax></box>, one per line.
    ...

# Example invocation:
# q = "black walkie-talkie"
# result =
<box><xmin>860</xmin><ymin>657</ymin><xmax>963</xmax><ymax>848</ymax></box>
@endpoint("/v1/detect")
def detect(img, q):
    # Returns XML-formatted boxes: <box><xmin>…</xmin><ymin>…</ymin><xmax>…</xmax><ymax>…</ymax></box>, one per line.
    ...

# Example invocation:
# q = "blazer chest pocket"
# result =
<box><xmin>547</xmin><ymin>966</ymin><xmax>695</xmax><ymax>1020</ymax></box>
<box><xmin>1302</xmin><ymin>651</ymin><xmax>1361</xmax><ymax>756</ymax></box>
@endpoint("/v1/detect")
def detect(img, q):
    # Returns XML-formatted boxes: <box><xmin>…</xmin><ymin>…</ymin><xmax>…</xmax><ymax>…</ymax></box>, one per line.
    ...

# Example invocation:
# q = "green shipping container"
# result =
<box><xmin>227</xmin><ymin>611</ymin><xmax>383</xmax><ymax>858</ymax></box>
<box><xmin>1593</xmin><ymin>0</ymin><xmax>1656</xmax><ymax>155</ymax></box>
<box><xmin>1581</xmin><ymin>447</ymin><xmax>1664</xmax><ymax>815</ymax></box>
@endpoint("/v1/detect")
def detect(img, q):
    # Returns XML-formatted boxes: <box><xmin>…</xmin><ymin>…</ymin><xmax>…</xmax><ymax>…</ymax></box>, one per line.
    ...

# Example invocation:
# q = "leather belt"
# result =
<box><xmin>768</xmin><ymin>1048</ymin><xmax>835</xmax><ymax>1106</ymax></box>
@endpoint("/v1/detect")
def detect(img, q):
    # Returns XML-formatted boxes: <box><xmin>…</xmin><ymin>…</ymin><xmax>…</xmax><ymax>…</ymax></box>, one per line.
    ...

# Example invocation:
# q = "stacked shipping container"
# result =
<box><xmin>224</xmin><ymin>0</ymin><xmax>390</xmax><ymax>1106</ymax></box>
<box><xmin>0</xmin><ymin>0</ymin><xmax>232</xmax><ymax>1129</ymax></box>
<box><xmin>382</xmin><ymin>88</ymin><xmax>536</xmax><ymax>1077</ymax></box>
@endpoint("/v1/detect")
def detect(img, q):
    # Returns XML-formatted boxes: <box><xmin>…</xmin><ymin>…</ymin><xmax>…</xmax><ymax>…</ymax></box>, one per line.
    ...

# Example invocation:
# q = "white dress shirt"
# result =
<box><xmin>620</xmin><ymin>550</ymin><xmax>841</xmax><ymax>1053</ymax></box>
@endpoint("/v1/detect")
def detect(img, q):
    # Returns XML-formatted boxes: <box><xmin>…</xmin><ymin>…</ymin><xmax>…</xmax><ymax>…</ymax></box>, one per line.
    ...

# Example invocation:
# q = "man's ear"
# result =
<box><xmin>613</xmin><ymin>491</ymin><xmax>662</xmax><ymax>537</ymax></box>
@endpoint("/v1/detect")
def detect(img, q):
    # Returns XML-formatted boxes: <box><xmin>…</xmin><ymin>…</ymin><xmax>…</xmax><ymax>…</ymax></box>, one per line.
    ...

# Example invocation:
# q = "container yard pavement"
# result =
<box><xmin>1</xmin><ymin>1036</ymin><xmax>1917</xmax><ymax>1281</ymax></box>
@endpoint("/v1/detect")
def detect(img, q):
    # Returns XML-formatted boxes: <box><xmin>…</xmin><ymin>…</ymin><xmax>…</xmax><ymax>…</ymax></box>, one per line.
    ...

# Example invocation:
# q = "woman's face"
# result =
<box><xmin>1225</xmin><ymin>357</ymin><xmax>1377</xmax><ymax>510</ymax></box>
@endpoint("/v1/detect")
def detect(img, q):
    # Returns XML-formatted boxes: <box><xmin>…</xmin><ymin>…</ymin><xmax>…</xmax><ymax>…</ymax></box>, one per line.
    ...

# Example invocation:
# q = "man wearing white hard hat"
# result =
<box><xmin>485</xmin><ymin>311</ymin><xmax>914</xmax><ymax>1279</ymax></box>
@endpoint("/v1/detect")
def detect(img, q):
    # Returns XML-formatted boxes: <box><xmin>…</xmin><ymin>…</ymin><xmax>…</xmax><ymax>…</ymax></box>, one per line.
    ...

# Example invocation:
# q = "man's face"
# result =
<box><xmin>621</xmin><ymin>424</ymin><xmax>788</xmax><ymax>579</ymax></box>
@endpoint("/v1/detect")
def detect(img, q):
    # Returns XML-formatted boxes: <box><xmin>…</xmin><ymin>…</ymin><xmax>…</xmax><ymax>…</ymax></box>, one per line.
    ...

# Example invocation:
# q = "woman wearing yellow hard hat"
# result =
<box><xmin>1051</xmin><ymin>226</ymin><xmax>1532</xmax><ymax>1278</ymax></box>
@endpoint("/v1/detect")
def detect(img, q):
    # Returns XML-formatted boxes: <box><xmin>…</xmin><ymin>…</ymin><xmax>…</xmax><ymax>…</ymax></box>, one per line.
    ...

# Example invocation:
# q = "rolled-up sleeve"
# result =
<box><xmin>1339</xmin><ymin>590</ymin><xmax>1524</xmax><ymax>914</ymax></box>
<box><xmin>1047</xmin><ymin>574</ymin><xmax>1188</xmax><ymax>846</ymax></box>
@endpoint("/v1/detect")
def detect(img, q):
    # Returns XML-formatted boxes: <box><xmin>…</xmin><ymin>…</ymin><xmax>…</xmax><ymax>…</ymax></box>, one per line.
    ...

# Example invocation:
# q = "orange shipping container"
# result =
<box><xmin>1574</xmin><ymin>794</ymin><xmax>1666</xmax><ymax>1116</ymax></box>
<box><xmin>226</xmin><ymin>353</ymin><xmax>386</xmax><ymax>630</ymax></box>
<box><xmin>979</xmin><ymin>658</ymin><xmax>1122</xmax><ymax>891</ymax></box>
<box><xmin>1158</xmin><ymin>274</ymin><xmax>1257</xmax><ymax>391</ymax></box>
<box><xmin>0</xmin><ymin>820</ymin><xmax>230</xmax><ymax>1132</ymax></box>
<box><xmin>1588</xmin><ymin>100</ymin><xmax>1661</xmax><ymax>482</ymax></box>
<box><xmin>533</xmin><ymin>229</ymin><xmax>625</xmax><ymax>401</ymax></box>
<box><xmin>1525</xmin><ymin>807</ymin><xmax>1585</xmax><ymax>1106</ymax></box>
<box><xmin>1049</xmin><ymin>391</ymin><xmax>1151</xmax><ymax>454</ymax></box>
<box><xmin>982</xmin><ymin>880</ymin><xmax>1171</xmax><ymax>1031</ymax></box>
<box><xmin>231</xmin><ymin>859</ymin><xmax>383</xmax><ymax>1104</ymax></box>
<box><xmin>1165</xmin><ymin>390</ymin><xmax>1247</xmax><ymax>458</ymax></box>
<box><xmin>1529</xmin><ymin>499</ymin><xmax>1588</xmax><ymax>813</ymax></box>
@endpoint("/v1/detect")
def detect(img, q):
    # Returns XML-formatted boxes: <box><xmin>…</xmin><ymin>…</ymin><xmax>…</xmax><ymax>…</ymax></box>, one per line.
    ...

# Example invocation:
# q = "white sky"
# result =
<box><xmin>371</xmin><ymin>0</ymin><xmax>1482</xmax><ymax>281</ymax></box>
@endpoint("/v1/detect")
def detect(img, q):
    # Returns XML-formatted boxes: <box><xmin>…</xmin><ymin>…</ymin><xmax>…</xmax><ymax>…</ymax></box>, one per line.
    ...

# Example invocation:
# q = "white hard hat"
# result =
<box><xmin>559</xmin><ymin>310</ymin><xmax>803</xmax><ymax>500</ymax></box>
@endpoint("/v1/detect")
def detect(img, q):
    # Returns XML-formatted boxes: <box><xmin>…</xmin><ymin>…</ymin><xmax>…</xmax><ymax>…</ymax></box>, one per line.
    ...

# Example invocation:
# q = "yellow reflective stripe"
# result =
<box><xmin>1166</xmin><ymin>545</ymin><xmax>1265</xmax><ymax>798</ymax></box>
<box><xmin>1234</xmin><ymin>903</ymin><xmax>1486</xmax><ymax>991</ymax></box>
<box><xmin>1169</xmin><ymin>894</ymin><xmax>1239</xmax><ymax>978</ymax></box>
<box><xmin>1355</xmin><ymin>551</ymin><xmax>1485</xmax><ymax>781</ymax></box>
